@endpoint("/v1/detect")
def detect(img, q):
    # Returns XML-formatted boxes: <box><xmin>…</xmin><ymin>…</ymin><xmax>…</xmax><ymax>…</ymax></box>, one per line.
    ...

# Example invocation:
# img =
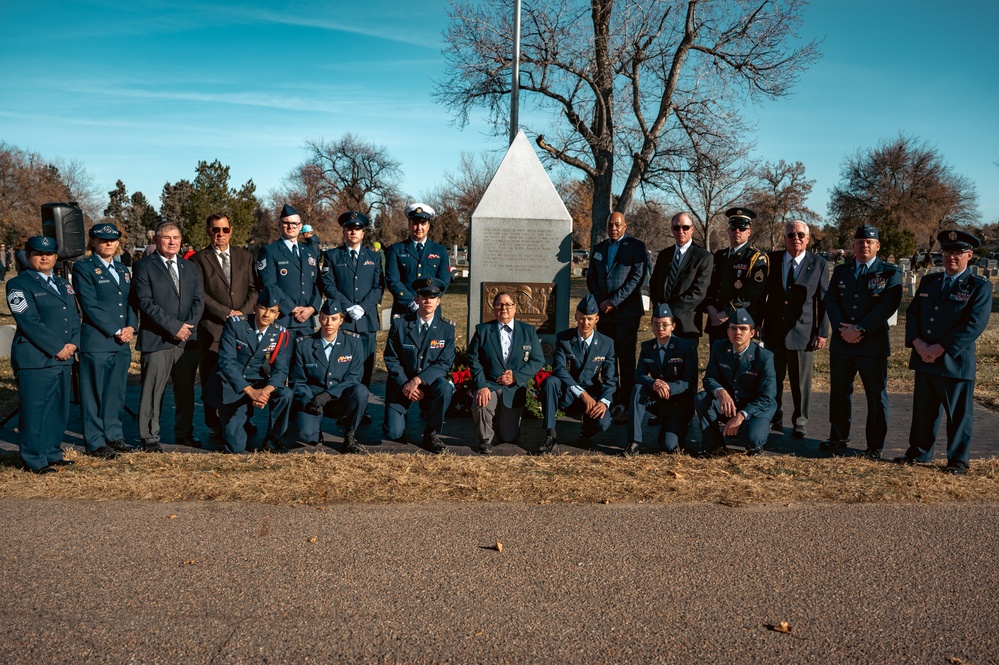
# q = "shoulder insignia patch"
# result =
<box><xmin>443</xmin><ymin>318</ymin><xmax>456</xmax><ymax>327</ymax></box>
<box><xmin>7</xmin><ymin>290</ymin><xmax>27</xmax><ymax>313</ymax></box>
<box><xmin>256</xmin><ymin>258</ymin><xmax>267</xmax><ymax>271</ymax></box>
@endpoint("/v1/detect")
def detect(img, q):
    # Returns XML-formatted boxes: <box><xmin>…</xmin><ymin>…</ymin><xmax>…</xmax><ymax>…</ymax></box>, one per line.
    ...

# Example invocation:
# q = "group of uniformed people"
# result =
<box><xmin>4</xmin><ymin>200</ymin><xmax>993</xmax><ymax>475</ymax></box>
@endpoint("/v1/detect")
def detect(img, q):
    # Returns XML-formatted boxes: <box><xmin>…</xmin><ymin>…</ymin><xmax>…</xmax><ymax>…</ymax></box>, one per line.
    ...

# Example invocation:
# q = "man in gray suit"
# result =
<box><xmin>759</xmin><ymin>220</ymin><xmax>829</xmax><ymax>439</ymax></box>
<box><xmin>131</xmin><ymin>222</ymin><xmax>206</xmax><ymax>451</ymax></box>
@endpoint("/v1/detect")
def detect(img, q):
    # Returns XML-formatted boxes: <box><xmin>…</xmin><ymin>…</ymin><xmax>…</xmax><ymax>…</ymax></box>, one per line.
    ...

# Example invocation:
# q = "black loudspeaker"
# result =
<box><xmin>41</xmin><ymin>202</ymin><xmax>87</xmax><ymax>259</ymax></box>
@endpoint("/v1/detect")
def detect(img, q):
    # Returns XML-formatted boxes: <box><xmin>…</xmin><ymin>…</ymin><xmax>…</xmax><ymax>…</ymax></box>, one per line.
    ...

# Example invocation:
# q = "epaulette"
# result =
<box><xmin>749</xmin><ymin>248</ymin><xmax>769</xmax><ymax>266</ymax></box>
<box><xmin>442</xmin><ymin>318</ymin><xmax>456</xmax><ymax>327</ymax></box>
<box><xmin>342</xmin><ymin>329</ymin><xmax>360</xmax><ymax>338</ymax></box>
<box><xmin>233</xmin><ymin>314</ymin><xmax>248</xmax><ymax>322</ymax></box>
<box><xmin>275</xmin><ymin>324</ymin><xmax>287</xmax><ymax>332</ymax></box>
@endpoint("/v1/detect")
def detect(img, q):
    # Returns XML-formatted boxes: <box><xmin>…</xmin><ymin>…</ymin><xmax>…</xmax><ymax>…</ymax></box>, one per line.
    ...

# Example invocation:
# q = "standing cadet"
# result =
<box><xmin>626</xmin><ymin>303</ymin><xmax>698</xmax><ymax>456</ymax></box>
<box><xmin>759</xmin><ymin>220</ymin><xmax>829</xmax><ymax>439</ymax></box>
<box><xmin>73</xmin><ymin>223</ymin><xmax>137</xmax><ymax>457</ymax></box>
<box><xmin>204</xmin><ymin>287</ymin><xmax>294</xmax><ymax>454</ymax></box>
<box><xmin>6</xmin><ymin>236</ymin><xmax>80</xmax><ymax>473</ymax></box>
<box><xmin>289</xmin><ymin>300</ymin><xmax>369</xmax><ymax>453</ymax></box>
<box><xmin>537</xmin><ymin>294</ymin><xmax>617</xmax><ymax>455</ymax></box>
<box><xmin>648</xmin><ymin>212</ymin><xmax>714</xmax><ymax>339</ymax></box>
<box><xmin>255</xmin><ymin>204</ymin><xmax>321</xmax><ymax>338</ymax></box>
<box><xmin>586</xmin><ymin>211</ymin><xmax>648</xmax><ymax>421</ymax></box>
<box><xmin>822</xmin><ymin>224</ymin><xmax>903</xmax><ymax>459</ymax></box>
<box><xmin>696</xmin><ymin>309</ymin><xmax>776</xmax><ymax>457</ymax></box>
<box><xmin>703</xmin><ymin>208</ymin><xmax>770</xmax><ymax>341</ymax></box>
<box><xmin>385</xmin><ymin>203</ymin><xmax>451</xmax><ymax>318</ymax></box>
<box><xmin>320</xmin><ymin>211</ymin><xmax>383</xmax><ymax>425</ymax></box>
<box><xmin>467</xmin><ymin>291</ymin><xmax>545</xmax><ymax>453</ymax></box>
<box><xmin>898</xmin><ymin>230</ymin><xmax>993</xmax><ymax>474</ymax></box>
<box><xmin>382</xmin><ymin>278</ymin><xmax>456</xmax><ymax>453</ymax></box>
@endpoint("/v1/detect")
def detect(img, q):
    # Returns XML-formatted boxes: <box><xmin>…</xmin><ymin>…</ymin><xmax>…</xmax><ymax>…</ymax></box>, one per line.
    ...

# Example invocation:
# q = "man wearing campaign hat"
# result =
<box><xmin>898</xmin><ymin>229</ymin><xmax>993</xmax><ymax>474</ymax></box>
<box><xmin>382</xmin><ymin>277</ymin><xmax>456</xmax><ymax>453</ymax></box>
<box><xmin>320</xmin><ymin>211</ymin><xmax>384</xmax><ymax>424</ymax></box>
<box><xmin>537</xmin><ymin>294</ymin><xmax>618</xmax><ymax>455</ymax></box>
<box><xmin>822</xmin><ymin>224</ymin><xmax>902</xmax><ymax>459</ymax></box>
<box><xmin>72</xmin><ymin>223</ymin><xmax>137</xmax><ymax>458</ymax></box>
<box><xmin>6</xmin><ymin>236</ymin><xmax>81</xmax><ymax>473</ymax></box>
<box><xmin>626</xmin><ymin>303</ymin><xmax>699</xmax><ymax>456</ymax></box>
<box><xmin>703</xmin><ymin>208</ymin><xmax>770</xmax><ymax>341</ymax></box>
<box><xmin>289</xmin><ymin>299</ymin><xmax>368</xmax><ymax>453</ymax></box>
<box><xmin>385</xmin><ymin>203</ymin><xmax>451</xmax><ymax>318</ymax></box>
<box><xmin>204</xmin><ymin>286</ymin><xmax>294</xmax><ymax>454</ymax></box>
<box><xmin>255</xmin><ymin>203</ymin><xmax>321</xmax><ymax>338</ymax></box>
<box><xmin>696</xmin><ymin>308</ymin><xmax>777</xmax><ymax>457</ymax></box>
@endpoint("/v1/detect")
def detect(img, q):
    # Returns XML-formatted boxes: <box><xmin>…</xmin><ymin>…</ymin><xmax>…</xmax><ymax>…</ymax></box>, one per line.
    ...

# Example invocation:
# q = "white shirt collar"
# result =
<box><xmin>498</xmin><ymin>319</ymin><xmax>515</xmax><ymax>331</ymax></box>
<box><xmin>730</xmin><ymin>242</ymin><xmax>748</xmax><ymax>254</ymax></box>
<box><xmin>676</xmin><ymin>239</ymin><xmax>692</xmax><ymax>254</ymax></box>
<box><xmin>282</xmin><ymin>238</ymin><xmax>299</xmax><ymax>252</ymax></box>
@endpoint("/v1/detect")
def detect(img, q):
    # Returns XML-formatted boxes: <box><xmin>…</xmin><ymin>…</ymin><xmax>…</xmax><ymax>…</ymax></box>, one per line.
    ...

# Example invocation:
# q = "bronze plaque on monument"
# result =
<box><xmin>481</xmin><ymin>282</ymin><xmax>557</xmax><ymax>334</ymax></box>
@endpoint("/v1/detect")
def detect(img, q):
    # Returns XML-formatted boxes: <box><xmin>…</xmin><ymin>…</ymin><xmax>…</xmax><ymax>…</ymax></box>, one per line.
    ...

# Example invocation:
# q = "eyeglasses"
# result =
<box><xmin>211</xmin><ymin>227</ymin><xmax>232</xmax><ymax>234</ymax></box>
<box><xmin>281</xmin><ymin>221</ymin><xmax>302</xmax><ymax>227</ymax></box>
<box><xmin>652</xmin><ymin>322</ymin><xmax>673</xmax><ymax>329</ymax></box>
<box><xmin>942</xmin><ymin>249</ymin><xmax>970</xmax><ymax>257</ymax></box>
<box><xmin>786</xmin><ymin>232</ymin><xmax>807</xmax><ymax>239</ymax></box>
<box><xmin>672</xmin><ymin>225</ymin><xmax>692</xmax><ymax>231</ymax></box>
<box><xmin>494</xmin><ymin>303</ymin><xmax>515</xmax><ymax>309</ymax></box>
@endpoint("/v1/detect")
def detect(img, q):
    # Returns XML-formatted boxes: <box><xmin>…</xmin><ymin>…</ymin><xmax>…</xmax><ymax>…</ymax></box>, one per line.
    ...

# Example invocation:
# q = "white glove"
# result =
<box><xmin>408</xmin><ymin>301</ymin><xmax>419</xmax><ymax>312</ymax></box>
<box><xmin>347</xmin><ymin>305</ymin><xmax>365</xmax><ymax>320</ymax></box>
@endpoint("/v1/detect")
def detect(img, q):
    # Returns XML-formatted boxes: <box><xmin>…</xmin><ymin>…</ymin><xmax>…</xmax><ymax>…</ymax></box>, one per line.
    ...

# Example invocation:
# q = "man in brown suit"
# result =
<box><xmin>192</xmin><ymin>212</ymin><xmax>258</xmax><ymax>438</ymax></box>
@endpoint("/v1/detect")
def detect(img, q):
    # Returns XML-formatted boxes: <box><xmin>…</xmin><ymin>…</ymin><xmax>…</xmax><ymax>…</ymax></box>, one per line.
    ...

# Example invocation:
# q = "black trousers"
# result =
<box><xmin>596</xmin><ymin>315</ymin><xmax>639</xmax><ymax>409</ymax></box>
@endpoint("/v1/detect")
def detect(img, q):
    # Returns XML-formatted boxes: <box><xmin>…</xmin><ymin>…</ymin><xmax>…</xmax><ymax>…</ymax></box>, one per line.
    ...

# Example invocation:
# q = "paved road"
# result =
<box><xmin>1</xmin><ymin>500</ymin><xmax>997</xmax><ymax>663</ymax></box>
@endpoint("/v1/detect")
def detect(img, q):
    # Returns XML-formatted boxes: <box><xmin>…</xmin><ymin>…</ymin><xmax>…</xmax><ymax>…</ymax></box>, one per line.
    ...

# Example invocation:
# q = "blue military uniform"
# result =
<box><xmin>382</xmin><ymin>279</ymin><xmax>456</xmax><ymax>448</ymax></box>
<box><xmin>385</xmin><ymin>204</ymin><xmax>451</xmax><ymax>317</ymax></box>
<box><xmin>72</xmin><ymin>225</ymin><xmax>137</xmax><ymax>454</ymax></box>
<box><xmin>204</xmin><ymin>309</ymin><xmax>294</xmax><ymax>454</ymax></box>
<box><xmin>901</xmin><ymin>230</ymin><xmax>993</xmax><ymax>472</ymax></box>
<box><xmin>824</xmin><ymin>225</ymin><xmax>903</xmax><ymax>455</ymax></box>
<box><xmin>539</xmin><ymin>295</ymin><xmax>618</xmax><ymax>452</ymax></box>
<box><xmin>289</xmin><ymin>301</ymin><xmax>369</xmax><ymax>447</ymax></box>
<box><xmin>6</xmin><ymin>236</ymin><xmax>81</xmax><ymax>472</ymax></box>
<box><xmin>255</xmin><ymin>236</ymin><xmax>321</xmax><ymax>338</ymax></box>
<box><xmin>628</xmin><ymin>304</ymin><xmax>698</xmax><ymax>453</ymax></box>
<box><xmin>696</xmin><ymin>309</ymin><xmax>777</xmax><ymax>455</ymax></box>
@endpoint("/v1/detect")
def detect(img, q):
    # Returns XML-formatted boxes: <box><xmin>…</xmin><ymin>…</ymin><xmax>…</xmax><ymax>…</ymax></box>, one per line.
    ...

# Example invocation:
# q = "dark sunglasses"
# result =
<box><xmin>211</xmin><ymin>227</ymin><xmax>232</xmax><ymax>234</ymax></box>
<box><xmin>672</xmin><ymin>225</ymin><xmax>692</xmax><ymax>231</ymax></box>
<box><xmin>786</xmin><ymin>232</ymin><xmax>807</xmax><ymax>239</ymax></box>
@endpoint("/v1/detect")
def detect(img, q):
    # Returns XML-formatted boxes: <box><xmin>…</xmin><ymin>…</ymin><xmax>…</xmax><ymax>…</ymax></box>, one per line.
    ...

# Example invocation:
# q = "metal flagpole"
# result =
<box><xmin>509</xmin><ymin>0</ymin><xmax>522</xmax><ymax>145</ymax></box>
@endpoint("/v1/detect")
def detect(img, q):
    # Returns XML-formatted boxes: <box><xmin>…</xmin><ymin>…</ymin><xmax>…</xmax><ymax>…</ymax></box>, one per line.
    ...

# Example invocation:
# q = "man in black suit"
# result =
<box><xmin>649</xmin><ymin>212</ymin><xmax>713</xmax><ymax>339</ymax></box>
<box><xmin>759</xmin><ymin>220</ymin><xmax>829</xmax><ymax>439</ymax></box>
<box><xmin>131</xmin><ymin>222</ymin><xmax>206</xmax><ymax>451</ymax></box>
<box><xmin>192</xmin><ymin>212</ymin><xmax>258</xmax><ymax>438</ymax></box>
<box><xmin>586</xmin><ymin>211</ymin><xmax>648</xmax><ymax>420</ymax></box>
<box><xmin>703</xmin><ymin>208</ymin><xmax>770</xmax><ymax>341</ymax></box>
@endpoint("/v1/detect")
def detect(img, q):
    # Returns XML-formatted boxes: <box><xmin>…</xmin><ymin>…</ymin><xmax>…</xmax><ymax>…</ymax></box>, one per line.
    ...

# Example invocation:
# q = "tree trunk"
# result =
<box><xmin>589</xmin><ymin>159</ymin><xmax>614</xmax><ymax>247</ymax></box>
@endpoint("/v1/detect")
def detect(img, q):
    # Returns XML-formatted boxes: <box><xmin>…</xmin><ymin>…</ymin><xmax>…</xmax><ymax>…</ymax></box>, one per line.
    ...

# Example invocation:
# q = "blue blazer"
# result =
<box><xmin>825</xmin><ymin>258</ymin><xmax>902</xmax><ymax>357</ymax></box>
<box><xmin>5</xmin><ymin>271</ymin><xmax>81</xmax><ymax>371</ymax></box>
<box><xmin>635</xmin><ymin>335</ymin><xmax>698</xmax><ymax>406</ymax></box>
<box><xmin>255</xmin><ymin>240</ymin><xmax>322</xmax><ymax>332</ymax></box>
<box><xmin>130</xmin><ymin>253</ymin><xmax>205</xmax><ymax>353</ymax></box>
<box><xmin>905</xmin><ymin>271</ymin><xmax>993</xmax><ymax>380</ymax></box>
<box><xmin>206</xmin><ymin>317</ymin><xmax>293</xmax><ymax>406</ymax></box>
<box><xmin>550</xmin><ymin>328</ymin><xmax>618</xmax><ymax>404</ymax></box>
<box><xmin>702</xmin><ymin>339</ymin><xmax>777</xmax><ymax>421</ymax></box>
<box><xmin>289</xmin><ymin>332</ymin><xmax>366</xmax><ymax>406</ymax></box>
<box><xmin>320</xmin><ymin>245</ymin><xmax>384</xmax><ymax>334</ymax></box>
<box><xmin>586</xmin><ymin>235</ymin><xmax>648</xmax><ymax>319</ymax></box>
<box><xmin>385</xmin><ymin>238</ymin><xmax>451</xmax><ymax>315</ymax></box>
<box><xmin>383</xmin><ymin>313</ymin><xmax>456</xmax><ymax>391</ymax></box>
<box><xmin>72</xmin><ymin>255</ymin><xmax>137</xmax><ymax>353</ymax></box>
<box><xmin>760</xmin><ymin>250</ymin><xmax>830</xmax><ymax>352</ymax></box>
<box><xmin>467</xmin><ymin>319</ymin><xmax>545</xmax><ymax>409</ymax></box>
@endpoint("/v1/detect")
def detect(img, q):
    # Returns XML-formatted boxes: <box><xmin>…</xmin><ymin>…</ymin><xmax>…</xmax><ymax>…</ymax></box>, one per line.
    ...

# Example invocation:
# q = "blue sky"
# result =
<box><xmin>2</xmin><ymin>0</ymin><xmax>997</xmax><ymax>224</ymax></box>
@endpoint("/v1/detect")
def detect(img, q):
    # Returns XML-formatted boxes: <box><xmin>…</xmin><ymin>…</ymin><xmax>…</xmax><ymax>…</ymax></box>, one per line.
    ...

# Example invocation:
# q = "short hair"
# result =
<box><xmin>670</xmin><ymin>212</ymin><xmax>692</xmax><ymax>225</ymax></box>
<box><xmin>784</xmin><ymin>220</ymin><xmax>810</xmax><ymax>234</ymax></box>
<box><xmin>206</xmin><ymin>212</ymin><xmax>229</xmax><ymax>226</ymax></box>
<box><xmin>492</xmin><ymin>291</ymin><xmax>515</xmax><ymax>306</ymax></box>
<box><xmin>155</xmin><ymin>221</ymin><xmax>181</xmax><ymax>236</ymax></box>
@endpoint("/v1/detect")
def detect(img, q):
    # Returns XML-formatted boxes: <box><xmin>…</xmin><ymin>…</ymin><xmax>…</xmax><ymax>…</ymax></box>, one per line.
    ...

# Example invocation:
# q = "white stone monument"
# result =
<box><xmin>468</xmin><ymin>131</ymin><xmax>573</xmax><ymax>355</ymax></box>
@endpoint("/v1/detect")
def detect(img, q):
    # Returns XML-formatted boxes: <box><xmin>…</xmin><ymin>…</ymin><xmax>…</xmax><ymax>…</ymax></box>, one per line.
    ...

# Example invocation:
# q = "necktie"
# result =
<box><xmin>665</xmin><ymin>249</ymin><xmax>682</xmax><ymax>296</ymax></box>
<box><xmin>168</xmin><ymin>260</ymin><xmax>179</xmax><ymax>291</ymax></box>
<box><xmin>501</xmin><ymin>324</ymin><xmax>512</xmax><ymax>362</ymax></box>
<box><xmin>941</xmin><ymin>276</ymin><xmax>953</xmax><ymax>296</ymax></box>
<box><xmin>220</xmin><ymin>251</ymin><xmax>231</xmax><ymax>285</ymax></box>
<box><xmin>107</xmin><ymin>263</ymin><xmax>119</xmax><ymax>284</ymax></box>
<box><xmin>420</xmin><ymin>322</ymin><xmax>430</xmax><ymax>341</ymax></box>
<box><xmin>47</xmin><ymin>277</ymin><xmax>59</xmax><ymax>294</ymax></box>
<box><xmin>350</xmin><ymin>249</ymin><xmax>358</xmax><ymax>266</ymax></box>
<box><xmin>857</xmin><ymin>262</ymin><xmax>867</xmax><ymax>279</ymax></box>
<box><xmin>293</xmin><ymin>244</ymin><xmax>300</xmax><ymax>260</ymax></box>
<box><xmin>416</xmin><ymin>242</ymin><xmax>424</xmax><ymax>257</ymax></box>
<box><xmin>324</xmin><ymin>342</ymin><xmax>332</xmax><ymax>361</ymax></box>
<box><xmin>257</xmin><ymin>330</ymin><xmax>264</xmax><ymax>344</ymax></box>
<box><xmin>785</xmin><ymin>259</ymin><xmax>795</xmax><ymax>291</ymax></box>
<box><xmin>659</xmin><ymin>345</ymin><xmax>666</xmax><ymax>364</ymax></box>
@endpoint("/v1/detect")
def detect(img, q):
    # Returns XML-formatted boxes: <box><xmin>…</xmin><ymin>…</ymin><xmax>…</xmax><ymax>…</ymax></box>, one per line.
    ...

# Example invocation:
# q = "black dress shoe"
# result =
<box><xmin>479</xmin><ymin>439</ymin><xmax>493</xmax><ymax>455</ymax></box>
<box><xmin>894</xmin><ymin>455</ymin><xmax>919</xmax><ymax>465</ymax></box>
<box><xmin>344</xmin><ymin>432</ymin><xmax>363</xmax><ymax>454</ymax></box>
<box><xmin>50</xmin><ymin>459</ymin><xmax>75</xmax><ymax>467</ymax></box>
<box><xmin>106</xmin><ymin>438</ymin><xmax>133</xmax><ymax>452</ymax></box>
<box><xmin>792</xmin><ymin>426</ymin><xmax>806</xmax><ymax>439</ymax></box>
<box><xmin>244</xmin><ymin>421</ymin><xmax>258</xmax><ymax>435</ymax></box>
<box><xmin>361</xmin><ymin>412</ymin><xmax>373</xmax><ymax>425</ymax></box>
<box><xmin>770</xmin><ymin>419</ymin><xmax>783</xmax><ymax>432</ymax></box>
<box><xmin>87</xmin><ymin>446</ymin><xmax>120</xmax><ymax>460</ymax></box>
<box><xmin>943</xmin><ymin>465</ymin><xmax>967</xmax><ymax>476</ymax></box>
<box><xmin>262</xmin><ymin>437</ymin><xmax>288</xmax><ymax>454</ymax></box>
<box><xmin>624</xmin><ymin>441</ymin><xmax>640</xmax><ymax>457</ymax></box>
<box><xmin>141</xmin><ymin>441</ymin><xmax>164</xmax><ymax>453</ymax></box>
<box><xmin>537</xmin><ymin>435</ymin><xmax>556</xmax><ymax>456</ymax></box>
<box><xmin>862</xmin><ymin>448</ymin><xmax>882</xmax><ymax>461</ymax></box>
<box><xmin>745</xmin><ymin>448</ymin><xmax>764</xmax><ymax>457</ymax></box>
<box><xmin>31</xmin><ymin>465</ymin><xmax>57</xmax><ymax>474</ymax></box>
<box><xmin>423</xmin><ymin>431</ymin><xmax>447</xmax><ymax>455</ymax></box>
<box><xmin>208</xmin><ymin>427</ymin><xmax>223</xmax><ymax>440</ymax></box>
<box><xmin>819</xmin><ymin>439</ymin><xmax>849</xmax><ymax>450</ymax></box>
<box><xmin>176</xmin><ymin>435</ymin><xmax>202</xmax><ymax>449</ymax></box>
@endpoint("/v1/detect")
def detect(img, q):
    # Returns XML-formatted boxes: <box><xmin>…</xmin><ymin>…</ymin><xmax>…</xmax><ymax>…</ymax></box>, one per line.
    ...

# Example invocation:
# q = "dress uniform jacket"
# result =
<box><xmin>825</xmin><ymin>258</ymin><xmax>902</xmax><ymax>357</ymax></box>
<box><xmin>72</xmin><ymin>255</ymin><xmax>137</xmax><ymax>352</ymax></box>
<box><xmin>208</xmin><ymin>317</ymin><xmax>293</xmax><ymax>406</ymax></box>
<box><xmin>704</xmin><ymin>244</ymin><xmax>769</xmax><ymax>336</ymax></box>
<box><xmin>760</xmin><ymin>250</ymin><xmax>829</xmax><ymax>351</ymax></box>
<box><xmin>702</xmin><ymin>339</ymin><xmax>777</xmax><ymax>421</ymax></box>
<box><xmin>634</xmin><ymin>336</ymin><xmax>698</xmax><ymax>410</ymax></box>
<box><xmin>467</xmin><ymin>320</ymin><xmax>545</xmax><ymax>409</ymax></box>
<box><xmin>192</xmin><ymin>246</ymin><xmax>257</xmax><ymax>353</ymax></box>
<box><xmin>549</xmin><ymin>328</ymin><xmax>618</xmax><ymax>404</ymax></box>
<box><xmin>385</xmin><ymin>238</ymin><xmax>451</xmax><ymax>316</ymax></box>
<box><xmin>320</xmin><ymin>245</ymin><xmax>384</xmax><ymax>334</ymax></box>
<box><xmin>130</xmin><ymin>254</ymin><xmax>205</xmax><ymax>352</ymax></box>
<box><xmin>289</xmin><ymin>332</ymin><xmax>366</xmax><ymax>405</ymax></box>
<box><xmin>384</xmin><ymin>313</ymin><xmax>456</xmax><ymax>391</ymax></box>
<box><xmin>586</xmin><ymin>235</ymin><xmax>648</xmax><ymax>319</ymax></box>
<box><xmin>649</xmin><ymin>244</ymin><xmax>713</xmax><ymax>337</ymax></box>
<box><xmin>255</xmin><ymin>240</ymin><xmax>321</xmax><ymax>335</ymax></box>
<box><xmin>6</xmin><ymin>270</ymin><xmax>81</xmax><ymax>470</ymax></box>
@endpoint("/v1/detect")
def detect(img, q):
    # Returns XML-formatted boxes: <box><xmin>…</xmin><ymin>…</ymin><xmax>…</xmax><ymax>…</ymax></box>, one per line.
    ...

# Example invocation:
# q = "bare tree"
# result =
<box><xmin>435</xmin><ymin>0</ymin><xmax>820</xmax><ymax>247</ymax></box>
<box><xmin>747</xmin><ymin>160</ymin><xmax>819</xmax><ymax>250</ymax></box>
<box><xmin>557</xmin><ymin>178</ymin><xmax>594</xmax><ymax>250</ymax></box>
<box><xmin>272</xmin><ymin>162</ymin><xmax>339</xmax><ymax>244</ymax></box>
<box><xmin>304</xmin><ymin>133</ymin><xmax>403</xmax><ymax>222</ymax></box>
<box><xmin>425</xmin><ymin>152</ymin><xmax>499</xmax><ymax>249</ymax></box>
<box><xmin>829</xmin><ymin>134</ymin><xmax>979</xmax><ymax>258</ymax></box>
<box><xmin>625</xmin><ymin>199</ymin><xmax>673</xmax><ymax>256</ymax></box>
<box><xmin>0</xmin><ymin>143</ymin><xmax>73</xmax><ymax>242</ymax></box>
